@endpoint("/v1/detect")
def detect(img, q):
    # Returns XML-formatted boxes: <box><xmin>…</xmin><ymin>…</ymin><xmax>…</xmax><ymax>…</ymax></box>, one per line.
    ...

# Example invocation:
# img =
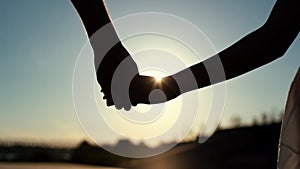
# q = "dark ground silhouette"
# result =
<box><xmin>0</xmin><ymin>123</ymin><xmax>281</xmax><ymax>169</ymax></box>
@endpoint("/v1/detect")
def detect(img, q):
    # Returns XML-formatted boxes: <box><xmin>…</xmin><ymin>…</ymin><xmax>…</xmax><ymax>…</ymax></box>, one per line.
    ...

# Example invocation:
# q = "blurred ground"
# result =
<box><xmin>0</xmin><ymin>163</ymin><xmax>125</xmax><ymax>169</ymax></box>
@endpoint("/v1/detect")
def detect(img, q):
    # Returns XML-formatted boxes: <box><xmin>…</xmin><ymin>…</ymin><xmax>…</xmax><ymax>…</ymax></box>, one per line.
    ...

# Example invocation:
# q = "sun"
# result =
<box><xmin>154</xmin><ymin>76</ymin><xmax>163</xmax><ymax>82</ymax></box>
<box><xmin>140</xmin><ymin>69</ymin><xmax>167</xmax><ymax>84</ymax></box>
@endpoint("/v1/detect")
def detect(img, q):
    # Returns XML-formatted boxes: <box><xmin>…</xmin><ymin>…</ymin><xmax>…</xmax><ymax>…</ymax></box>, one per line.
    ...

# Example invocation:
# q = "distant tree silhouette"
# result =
<box><xmin>252</xmin><ymin>117</ymin><xmax>259</xmax><ymax>126</ymax></box>
<box><xmin>262</xmin><ymin>113</ymin><xmax>268</xmax><ymax>125</ymax></box>
<box><xmin>230</xmin><ymin>116</ymin><xmax>242</xmax><ymax>128</ymax></box>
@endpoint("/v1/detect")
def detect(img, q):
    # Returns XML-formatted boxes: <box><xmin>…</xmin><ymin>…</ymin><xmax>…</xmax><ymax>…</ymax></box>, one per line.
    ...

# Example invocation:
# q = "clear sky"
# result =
<box><xmin>0</xmin><ymin>0</ymin><xmax>299</xmax><ymax>146</ymax></box>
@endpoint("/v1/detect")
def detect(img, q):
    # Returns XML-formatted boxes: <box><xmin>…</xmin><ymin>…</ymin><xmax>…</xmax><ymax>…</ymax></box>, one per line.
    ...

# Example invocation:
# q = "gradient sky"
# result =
<box><xmin>0</xmin><ymin>0</ymin><xmax>299</xmax><ymax>146</ymax></box>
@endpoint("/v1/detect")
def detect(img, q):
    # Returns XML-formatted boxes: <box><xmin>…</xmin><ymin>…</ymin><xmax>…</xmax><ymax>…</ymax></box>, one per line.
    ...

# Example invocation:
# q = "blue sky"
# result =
<box><xmin>0</xmin><ymin>0</ymin><xmax>299</xmax><ymax>145</ymax></box>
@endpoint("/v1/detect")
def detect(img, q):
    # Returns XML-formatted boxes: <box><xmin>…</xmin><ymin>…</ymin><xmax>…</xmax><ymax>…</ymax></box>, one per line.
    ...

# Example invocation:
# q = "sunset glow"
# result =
<box><xmin>154</xmin><ymin>76</ymin><xmax>163</xmax><ymax>83</ymax></box>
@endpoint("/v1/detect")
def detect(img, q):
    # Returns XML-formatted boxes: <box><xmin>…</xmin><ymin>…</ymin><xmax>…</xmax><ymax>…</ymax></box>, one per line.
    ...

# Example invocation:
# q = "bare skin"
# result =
<box><xmin>130</xmin><ymin>0</ymin><xmax>299</xmax><ymax>105</ymax></box>
<box><xmin>71</xmin><ymin>0</ymin><xmax>141</xmax><ymax>109</ymax></box>
<box><xmin>71</xmin><ymin>0</ymin><xmax>299</xmax><ymax>110</ymax></box>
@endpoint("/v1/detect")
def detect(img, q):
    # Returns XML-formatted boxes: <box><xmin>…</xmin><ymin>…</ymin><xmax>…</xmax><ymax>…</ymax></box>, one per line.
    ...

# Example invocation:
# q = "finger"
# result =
<box><xmin>115</xmin><ymin>104</ymin><xmax>122</xmax><ymax>110</ymax></box>
<box><xmin>124</xmin><ymin>104</ymin><xmax>131</xmax><ymax>111</ymax></box>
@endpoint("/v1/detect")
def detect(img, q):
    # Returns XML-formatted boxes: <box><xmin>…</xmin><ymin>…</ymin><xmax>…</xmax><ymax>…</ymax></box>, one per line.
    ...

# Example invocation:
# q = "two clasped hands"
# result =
<box><xmin>71</xmin><ymin>0</ymin><xmax>299</xmax><ymax>110</ymax></box>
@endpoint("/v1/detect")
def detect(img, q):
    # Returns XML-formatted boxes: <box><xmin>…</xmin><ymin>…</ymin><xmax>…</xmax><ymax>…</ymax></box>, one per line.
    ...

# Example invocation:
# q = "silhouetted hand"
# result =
<box><xmin>95</xmin><ymin>42</ymin><xmax>139</xmax><ymax>108</ymax></box>
<box><xmin>96</xmin><ymin>44</ymin><xmax>182</xmax><ymax>110</ymax></box>
<box><xmin>129</xmin><ymin>75</ymin><xmax>181</xmax><ymax>107</ymax></box>
<box><xmin>72</xmin><ymin>0</ymin><xmax>299</xmax><ymax>111</ymax></box>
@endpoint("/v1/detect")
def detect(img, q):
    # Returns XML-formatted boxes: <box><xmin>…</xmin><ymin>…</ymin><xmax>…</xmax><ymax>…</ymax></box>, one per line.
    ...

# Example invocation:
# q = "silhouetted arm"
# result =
<box><xmin>71</xmin><ymin>0</ymin><xmax>299</xmax><ymax>108</ymax></box>
<box><xmin>70</xmin><ymin>0</ymin><xmax>111</xmax><ymax>38</ymax></box>
<box><xmin>128</xmin><ymin>0</ymin><xmax>299</xmax><ymax>106</ymax></box>
<box><xmin>174</xmin><ymin>0</ymin><xmax>299</xmax><ymax>90</ymax></box>
<box><xmin>130</xmin><ymin>0</ymin><xmax>300</xmax><ymax>105</ymax></box>
<box><xmin>71</xmin><ymin>0</ymin><xmax>140</xmax><ymax>109</ymax></box>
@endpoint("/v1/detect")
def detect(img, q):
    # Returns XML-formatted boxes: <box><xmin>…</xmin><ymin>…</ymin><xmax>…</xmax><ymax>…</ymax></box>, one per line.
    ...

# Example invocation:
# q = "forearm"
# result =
<box><xmin>71</xmin><ymin>0</ymin><xmax>126</xmax><ymax>68</ymax></box>
<box><xmin>70</xmin><ymin>0</ymin><xmax>113</xmax><ymax>38</ymax></box>
<box><xmin>174</xmin><ymin>0</ymin><xmax>299</xmax><ymax>91</ymax></box>
<box><xmin>220</xmin><ymin>0</ymin><xmax>299</xmax><ymax>80</ymax></box>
